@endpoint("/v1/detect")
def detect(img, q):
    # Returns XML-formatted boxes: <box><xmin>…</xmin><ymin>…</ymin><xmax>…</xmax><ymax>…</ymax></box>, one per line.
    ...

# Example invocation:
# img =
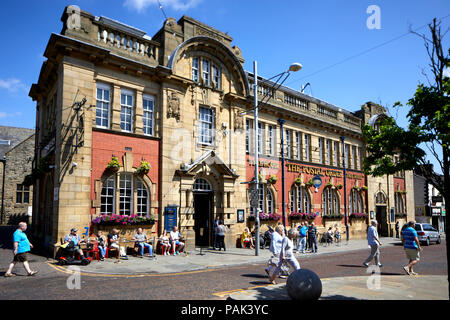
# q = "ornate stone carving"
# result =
<box><xmin>167</xmin><ymin>91</ymin><xmax>181</xmax><ymax>121</ymax></box>
<box><xmin>234</xmin><ymin>109</ymin><xmax>244</xmax><ymax>131</ymax></box>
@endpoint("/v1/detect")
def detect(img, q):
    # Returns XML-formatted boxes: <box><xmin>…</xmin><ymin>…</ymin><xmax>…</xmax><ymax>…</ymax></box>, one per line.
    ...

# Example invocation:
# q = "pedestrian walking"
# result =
<box><xmin>363</xmin><ymin>220</ymin><xmax>383</xmax><ymax>267</ymax></box>
<box><xmin>4</xmin><ymin>222</ymin><xmax>38</xmax><ymax>277</ymax></box>
<box><xmin>215</xmin><ymin>220</ymin><xmax>227</xmax><ymax>251</ymax></box>
<box><xmin>308</xmin><ymin>222</ymin><xmax>318</xmax><ymax>253</ymax></box>
<box><xmin>401</xmin><ymin>220</ymin><xmax>422</xmax><ymax>276</ymax></box>
<box><xmin>265</xmin><ymin>224</ymin><xmax>285</xmax><ymax>277</ymax></box>
<box><xmin>296</xmin><ymin>222</ymin><xmax>308</xmax><ymax>253</ymax></box>
<box><xmin>212</xmin><ymin>216</ymin><xmax>220</xmax><ymax>250</ymax></box>
<box><xmin>269</xmin><ymin>228</ymin><xmax>301</xmax><ymax>284</ymax></box>
<box><xmin>395</xmin><ymin>221</ymin><xmax>400</xmax><ymax>239</ymax></box>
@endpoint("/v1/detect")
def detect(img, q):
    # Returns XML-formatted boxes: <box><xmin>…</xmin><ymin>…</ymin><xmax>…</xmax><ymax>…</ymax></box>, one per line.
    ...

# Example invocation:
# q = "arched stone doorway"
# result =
<box><xmin>375</xmin><ymin>192</ymin><xmax>388</xmax><ymax>236</ymax></box>
<box><xmin>193</xmin><ymin>178</ymin><xmax>213</xmax><ymax>247</ymax></box>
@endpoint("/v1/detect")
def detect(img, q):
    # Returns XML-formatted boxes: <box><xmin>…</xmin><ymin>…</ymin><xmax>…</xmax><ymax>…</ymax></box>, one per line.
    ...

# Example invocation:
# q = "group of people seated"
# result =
<box><xmin>62</xmin><ymin>226</ymin><xmax>185</xmax><ymax>261</ymax></box>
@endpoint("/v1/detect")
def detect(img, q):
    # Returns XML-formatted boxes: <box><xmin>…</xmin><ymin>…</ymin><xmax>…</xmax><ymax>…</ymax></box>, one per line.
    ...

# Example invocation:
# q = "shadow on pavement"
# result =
<box><xmin>321</xmin><ymin>295</ymin><xmax>362</xmax><ymax>300</ymax></box>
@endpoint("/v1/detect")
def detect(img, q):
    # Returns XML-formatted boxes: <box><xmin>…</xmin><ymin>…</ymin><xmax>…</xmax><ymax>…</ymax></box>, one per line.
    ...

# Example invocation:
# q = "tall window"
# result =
<box><xmin>120</xmin><ymin>89</ymin><xmax>133</xmax><ymax>132</ymax></box>
<box><xmin>323</xmin><ymin>187</ymin><xmax>340</xmax><ymax>215</ymax></box>
<box><xmin>119</xmin><ymin>173</ymin><xmax>133</xmax><ymax>215</ymax></box>
<box><xmin>266</xmin><ymin>189</ymin><xmax>274</xmax><ymax>213</ymax></box>
<box><xmin>142</xmin><ymin>94</ymin><xmax>154</xmax><ymax>136</ymax></box>
<box><xmin>202</xmin><ymin>59</ymin><xmax>210</xmax><ymax>86</ymax></box>
<box><xmin>352</xmin><ymin>146</ymin><xmax>357</xmax><ymax>170</ymax></box>
<box><xmin>100</xmin><ymin>175</ymin><xmax>150</xmax><ymax>216</ymax></box>
<box><xmin>334</xmin><ymin>141</ymin><xmax>340</xmax><ymax>167</ymax></box>
<box><xmin>345</xmin><ymin>144</ymin><xmax>350</xmax><ymax>169</ymax></box>
<box><xmin>246</xmin><ymin>119</ymin><xmax>251</xmax><ymax>153</ymax></box>
<box><xmin>96</xmin><ymin>83</ymin><xmax>110</xmax><ymax>128</ymax></box>
<box><xmin>285</xmin><ymin>129</ymin><xmax>291</xmax><ymax>158</ymax></box>
<box><xmin>101</xmin><ymin>176</ymin><xmax>115</xmax><ymax>214</ymax></box>
<box><xmin>258</xmin><ymin>122</ymin><xmax>264</xmax><ymax>154</ymax></box>
<box><xmin>212</xmin><ymin>64</ymin><xmax>221</xmax><ymax>90</ymax></box>
<box><xmin>192</xmin><ymin>57</ymin><xmax>199</xmax><ymax>82</ymax></box>
<box><xmin>395</xmin><ymin>193</ymin><xmax>405</xmax><ymax>215</ymax></box>
<box><xmin>290</xmin><ymin>186</ymin><xmax>311</xmax><ymax>213</ymax></box>
<box><xmin>136</xmin><ymin>179</ymin><xmax>149</xmax><ymax>216</ymax></box>
<box><xmin>349</xmin><ymin>189</ymin><xmax>363</xmax><ymax>214</ymax></box>
<box><xmin>304</xmin><ymin>134</ymin><xmax>310</xmax><ymax>162</ymax></box>
<box><xmin>199</xmin><ymin>107</ymin><xmax>214</xmax><ymax>145</ymax></box>
<box><xmin>296</xmin><ymin>132</ymin><xmax>301</xmax><ymax>160</ymax></box>
<box><xmin>268</xmin><ymin>125</ymin><xmax>274</xmax><ymax>156</ymax></box>
<box><xmin>16</xmin><ymin>184</ymin><xmax>30</xmax><ymax>204</ymax></box>
<box><xmin>318</xmin><ymin>137</ymin><xmax>324</xmax><ymax>164</ymax></box>
<box><xmin>326</xmin><ymin>139</ymin><xmax>332</xmax><ymax>165</ymax></box>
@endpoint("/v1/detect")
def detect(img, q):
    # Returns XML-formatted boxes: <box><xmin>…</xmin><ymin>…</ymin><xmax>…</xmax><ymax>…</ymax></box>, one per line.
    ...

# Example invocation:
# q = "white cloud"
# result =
<box><xmin>0</xmin><ymin>111</ymin><xmax>23</xmax><ymax>119</ymax></box>
<box><xmin>0</xmin><ymin>78</ymin><xmax>27</xmax><ymax>93</ymax></box>
<box><xmin>124</xmin><ymin>0</ymin><xmax>202</xmax><ymax>13</ymax></box>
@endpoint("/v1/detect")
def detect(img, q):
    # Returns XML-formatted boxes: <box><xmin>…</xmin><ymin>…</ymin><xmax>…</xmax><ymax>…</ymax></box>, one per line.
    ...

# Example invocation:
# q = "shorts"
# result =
<box><xmin>405</xmin><ymin>248</ymin><xmax>420</xmax><ymax>261</ymax></box>
<box><xmin>13</xmin><ymin>252</ymin><xmax>28</xmax><ymax>262</ymax></box>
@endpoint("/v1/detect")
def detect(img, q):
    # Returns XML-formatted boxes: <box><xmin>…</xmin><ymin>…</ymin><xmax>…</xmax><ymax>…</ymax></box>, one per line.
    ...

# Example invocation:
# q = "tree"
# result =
<box><xmin>362</xmin><ymin>18</ymin><xmax>449</xmax><ymax>295</ymax></box>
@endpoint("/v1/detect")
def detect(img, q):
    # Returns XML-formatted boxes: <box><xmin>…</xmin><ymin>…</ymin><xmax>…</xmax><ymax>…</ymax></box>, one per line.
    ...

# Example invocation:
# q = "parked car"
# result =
<box><xmin>415</xmin><ymin>223</ymin><xmax>441</xmax><ymax>246</ymax></box>
<box><xmin>400</xmin><ymin>223</ymin><xmax>441</xmax><ymax>246</ymax></box>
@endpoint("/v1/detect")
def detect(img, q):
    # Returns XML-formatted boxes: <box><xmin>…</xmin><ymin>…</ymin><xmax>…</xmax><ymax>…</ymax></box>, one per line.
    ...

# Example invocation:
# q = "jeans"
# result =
<box><xmin>99</xmin><ymin>246</ymin><xmax>106</xmax><ymax>258</ymax></box>
<box><xmin>296</xmin><ymin>236</ymin><xmax>307</xmax><ymax>252</ymax></box>
<box><xmin>138</xmin><ymin>243</ymin><xmax>153</xmax><ymax>256</ymax></box>
<box><xmin>309</xmin><ymin>236</ymin><xmax>317</xmax><ymax>253</ymax></box>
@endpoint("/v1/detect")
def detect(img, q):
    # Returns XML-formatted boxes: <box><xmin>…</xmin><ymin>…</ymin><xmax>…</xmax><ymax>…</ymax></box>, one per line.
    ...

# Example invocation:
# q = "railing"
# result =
<box><xmin>97</xmin><ymin>26</ymin><xmax>156</xmax><ymax>60</ymax></box>
<box><xmin>284</xmin><ymin>94</ymin><xmax>309</xmax><ymax>110</ymax></box>
<box><xmin>317</xmin><ymin>105</ymin><xmax>337</xmax><ymax>119</ymax></box>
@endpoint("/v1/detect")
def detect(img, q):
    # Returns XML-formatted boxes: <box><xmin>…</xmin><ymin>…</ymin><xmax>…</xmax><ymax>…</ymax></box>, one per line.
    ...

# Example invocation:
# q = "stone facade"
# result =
<box><xmin>0</xmin><ymin>128</ymin><xmax>35</xmax><ymax>225</ymax></box>
<box><xmin>29</xmin><ymin>6</ymin><xmax>414</xmax><ymax>254</ymax></box>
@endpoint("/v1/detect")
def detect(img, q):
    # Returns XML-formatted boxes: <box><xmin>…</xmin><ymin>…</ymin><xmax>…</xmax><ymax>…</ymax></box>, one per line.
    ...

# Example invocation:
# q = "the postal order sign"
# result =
<box><xmin>286</xmin><ymin>163</ymin><xmax>363</xmax><ymax>180</ymax></box>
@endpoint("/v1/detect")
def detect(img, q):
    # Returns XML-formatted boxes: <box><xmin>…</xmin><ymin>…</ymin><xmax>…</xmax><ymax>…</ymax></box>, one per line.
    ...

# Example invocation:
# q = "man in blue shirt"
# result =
<box><xmin>401</xmin><ymin>221</ymin><xmax>422</xmax><ymax>275</ymax></box>
<box><xmin>4</xmin><ymin>222</ymin><xmax>38</xmax><ymax>277</ymax></box>
<box><xmin>296</xmin><ymin>222</ymin><xmax>308</xmax><ymax>253</ymax></box>
<box><xmin>363</xmin><ymin>220</ymin><xmax>382</xmax><ymax>267</ymax></box>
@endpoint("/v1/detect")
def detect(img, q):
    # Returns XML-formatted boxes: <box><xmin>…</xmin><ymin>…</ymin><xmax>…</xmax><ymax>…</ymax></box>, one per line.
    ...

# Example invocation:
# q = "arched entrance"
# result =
<box><xmin>193</xmin><ymin>178</ymin><xmax>213</xmax><ymax>247</ymax></box>
<box><xmin>375</xmin><ymin>192</ymin><xmax>388</xmax><ymax>236</ymax></box>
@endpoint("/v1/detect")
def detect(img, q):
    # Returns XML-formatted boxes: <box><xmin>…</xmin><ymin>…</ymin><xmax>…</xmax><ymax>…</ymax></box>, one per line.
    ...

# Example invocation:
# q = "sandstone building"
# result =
<box><xmin>0</xmin><ymin>126</ymin><xmax>35</xmax><ymax>225</ymax></box>
<box><xmin>29</xmin><ymin>5</ymin><xmax>414</xmax><ymax>253</ymax></box>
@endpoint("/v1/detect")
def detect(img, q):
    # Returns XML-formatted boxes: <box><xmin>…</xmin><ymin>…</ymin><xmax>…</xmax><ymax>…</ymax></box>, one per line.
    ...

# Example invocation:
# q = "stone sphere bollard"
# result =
<box><xmin>286</xmin><ymin>269</ymin><xmax>322</xmax><ymax>300</ymax></box>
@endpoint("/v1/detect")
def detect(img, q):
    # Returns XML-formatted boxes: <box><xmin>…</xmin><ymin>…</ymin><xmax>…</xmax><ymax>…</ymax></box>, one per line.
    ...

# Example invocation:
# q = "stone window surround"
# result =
<box><xmin>93</xmin><ymin>76</ymin><xmax>159</xmax><ymax>138</ymax></box>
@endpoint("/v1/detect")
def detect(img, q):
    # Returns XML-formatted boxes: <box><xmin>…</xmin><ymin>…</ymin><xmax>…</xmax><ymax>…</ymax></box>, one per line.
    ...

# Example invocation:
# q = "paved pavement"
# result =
<box><xmin>51</xmin><ymin>237</ymin><xmax>399</xmax><ymax>275</ymax></box>
<box><xmin>2</xmin><ymin>235</ymin><xmax>448</xmax><ymax>300</ymax></box>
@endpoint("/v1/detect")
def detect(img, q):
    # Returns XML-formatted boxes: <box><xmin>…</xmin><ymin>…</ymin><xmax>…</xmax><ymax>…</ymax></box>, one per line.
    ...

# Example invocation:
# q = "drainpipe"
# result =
<box><xmin>0</xmin><ymin>156</ymin><xmax>6</xmax><ymax>225</ymax></box>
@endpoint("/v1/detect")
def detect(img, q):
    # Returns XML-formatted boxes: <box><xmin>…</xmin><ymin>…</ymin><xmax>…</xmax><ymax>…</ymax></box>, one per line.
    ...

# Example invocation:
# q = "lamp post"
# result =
<box><xmin>340</xmin><ymin>136</ymin><xmax>349</xmax><ymax>242</ymax></box>
<box><xmin>252</xmin><ymin>61</ymin><xmax>302</xmax><ymax>256</ymax></box>
<box><xmin>278</xmin><ymin>119</ymin><xmax>286</xmax><ymax>229</ymax></box>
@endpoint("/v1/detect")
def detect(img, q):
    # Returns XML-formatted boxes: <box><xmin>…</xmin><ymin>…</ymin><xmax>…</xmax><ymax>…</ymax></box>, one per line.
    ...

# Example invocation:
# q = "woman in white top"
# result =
<box><xmin>269</xmin><ymin>228</ymin><xmax>301</xmax><ymax>284</ymax></box>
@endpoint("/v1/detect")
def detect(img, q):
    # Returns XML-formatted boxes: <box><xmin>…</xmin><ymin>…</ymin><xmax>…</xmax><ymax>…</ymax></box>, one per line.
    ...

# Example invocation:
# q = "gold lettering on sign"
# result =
<box><xmin>248</xmin><ymin>159</ymin><xmax>279</xmax><ymax>169</ymax></box>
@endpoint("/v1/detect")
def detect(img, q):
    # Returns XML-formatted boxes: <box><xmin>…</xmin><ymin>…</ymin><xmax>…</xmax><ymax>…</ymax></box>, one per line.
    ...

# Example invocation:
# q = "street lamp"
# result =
<box><xmin>252</xmin><ymin>61</ymin><xmax>302</xmax><ymax>256</ymax></box>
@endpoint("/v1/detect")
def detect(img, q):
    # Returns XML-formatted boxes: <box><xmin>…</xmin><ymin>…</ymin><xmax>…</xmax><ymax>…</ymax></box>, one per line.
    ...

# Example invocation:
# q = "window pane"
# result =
<box><xmin>119</xmin><ymin>173</ymin><xmax>132</xmax><ymax>215</ymax></box>
<box><xmin>199</xmin><ymin>107</ymin><xmax>213</xmax><ymax>145</ymax></box>
<box><xmin>101</xmin><ymin>176</ymin><xmax>115</xmax><ymax>214</ymax></box>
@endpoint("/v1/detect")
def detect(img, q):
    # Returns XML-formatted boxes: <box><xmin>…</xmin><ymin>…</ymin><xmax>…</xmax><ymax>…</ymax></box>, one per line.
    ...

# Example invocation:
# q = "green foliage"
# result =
<box><xmin>135</xmin><ymin>160</ymin><xmax>151</xmax><ymax>175</ymax></box>
<box><xmin>107</xmin><ymin>156</ymin><xmax>121</xmax><ymax>169</ymax></box>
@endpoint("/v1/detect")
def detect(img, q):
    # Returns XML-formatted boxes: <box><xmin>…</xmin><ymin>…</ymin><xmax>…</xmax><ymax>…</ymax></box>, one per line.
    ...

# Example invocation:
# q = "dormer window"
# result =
<box><xmin>191</xmin><ymin>57</ymin><xmax>221</xmax><ymax>90</ymax></box>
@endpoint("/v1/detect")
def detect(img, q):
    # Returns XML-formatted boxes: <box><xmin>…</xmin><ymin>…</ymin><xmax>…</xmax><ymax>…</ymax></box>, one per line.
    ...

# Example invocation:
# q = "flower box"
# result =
<box><xmin>322</xmin><ymin>214</ymin><xmax>343</xmax><ymax>220</ymax></box>
<box><xmin>267</xmin><ymin>175</ymin><xmax>278</xmax><ymax>184</ymax></box>
<box><xmin>91</xmin><ymin>214</ymin><xmax>156</xmax><ymax>226</ymax></box>
<box><xmin>135</xmin><ymin>160</ymin><xmax>151</xmax><ymax>176</ymax></box>
<box><xmin>247</xmin><ymin>212</ymin><xmax>281</xmax><ymax>222</ymax></box>
<box><xmin>289</xmin><ymin>212</ymin><xmax>318</xmax><ymax>220</ymax></box>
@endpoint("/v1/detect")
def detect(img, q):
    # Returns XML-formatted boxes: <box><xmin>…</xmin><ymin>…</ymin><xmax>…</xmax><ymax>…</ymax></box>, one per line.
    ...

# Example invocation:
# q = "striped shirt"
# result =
<box><xmin>402</xmin><ymin>227</ymin><xmax>418</xmax><ymax>249</ymax></box>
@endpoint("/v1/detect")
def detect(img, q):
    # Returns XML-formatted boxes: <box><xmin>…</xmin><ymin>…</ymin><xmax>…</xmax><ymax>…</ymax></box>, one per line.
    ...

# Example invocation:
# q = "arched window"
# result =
<box><xmin>395</xmin><ymin>193</ymin><xmax>404</xmax><ymax>215</ymax></box>
<box><xmin>290</xmin><ymin>186</ymin><xmax>311</xmax><ymax>213</ymax></box>
<box><xmin>323</xmin><ymin>187</ymin><xmax>339</xmax><ymax>215</ymax></box>
<box><xmin>349</xmin><ymin>189</ymin><xmax>363</xmax><ymax>214</ymax></box>
<box><xmin>250</xmin><ymin>185</ymin><xmax>275</xmax><ymax>214</ymax></box>
<box><xmin>100</xmin><ymin>174</ymin><xmax>150</xmax><ymax>216</ymax></box>
<box><xmin>193</xmin><ymin>178</ymin><xmax>212</xmax><ymax>192</ymax></box>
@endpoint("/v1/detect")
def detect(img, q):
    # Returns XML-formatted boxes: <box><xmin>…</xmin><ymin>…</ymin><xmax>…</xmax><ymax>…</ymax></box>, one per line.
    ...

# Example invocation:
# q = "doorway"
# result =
<box><xmin>193</xmin><ymin>178</ymin><xmax>213</xmax><ymax>247</ymax></box>
<box><xmin>375</xmin><ymin>206</ymin><xmax>388</xmax><ymax>236</ymax></box>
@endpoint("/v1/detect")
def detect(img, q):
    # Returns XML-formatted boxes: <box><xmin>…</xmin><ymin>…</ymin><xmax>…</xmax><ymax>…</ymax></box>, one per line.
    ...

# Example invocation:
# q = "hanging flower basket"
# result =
<box><xmin>91</xmin><ymin>214</ymin><xmax>156</xmax><ymax>226</ymax></box>
<box><xmin>289</xmin><ymin>212</ymin><xmax>318</xmax><ymax>220</ymax></box>
<box><xmin>267</xmin><ymin>175</ymin><xmax>278</xmax><ymax>184</ymax></box>
<box><xmin>135</xmin><ymin>161</ymin><xmax>151</xmax><ymax>176</ymax></box>
<box><xmin>360</xmin><ymin>186</ymin><xmax>368</xmax><ymax>191</ymax></box>
<box><xmin>336</xmin><ymin>183</ymin><xmax>343</xmax><ymax>190</ymax></box>
<box><xmin>306</xmin><ymin>179</ymin><xmax>314</xmax><ymax>188</ymax></box>
<box><xmin>106</xmin><ymin>156</ymin><xmax>121</xmax><ymax>173</ymax></box>
<box><xmin>295</xmin><ymin>178</ymin><xmax>303</xmax><ymax>186</ymax></box>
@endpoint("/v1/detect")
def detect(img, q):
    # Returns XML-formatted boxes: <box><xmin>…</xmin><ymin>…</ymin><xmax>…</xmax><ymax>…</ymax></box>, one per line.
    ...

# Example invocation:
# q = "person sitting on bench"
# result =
<box><xmin>132</xmin><ymin>228</ymin><xmax>153</xmax><ymax>257</ymax></box>
<box><xmin>169</xmin><ymin>226</ymin><xmax>184</xmax><ymax>256</ymax></box>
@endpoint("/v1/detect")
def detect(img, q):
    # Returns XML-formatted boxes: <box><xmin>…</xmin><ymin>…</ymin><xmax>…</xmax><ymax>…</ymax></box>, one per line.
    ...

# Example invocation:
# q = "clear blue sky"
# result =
<box><xmin>0</xmin><ymin>0</ymin><xmax>448</xmax><ymax>172</ymax></box>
